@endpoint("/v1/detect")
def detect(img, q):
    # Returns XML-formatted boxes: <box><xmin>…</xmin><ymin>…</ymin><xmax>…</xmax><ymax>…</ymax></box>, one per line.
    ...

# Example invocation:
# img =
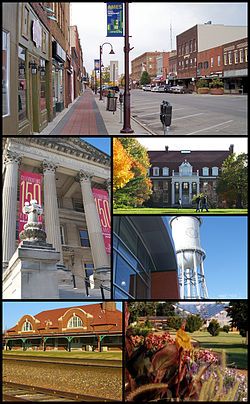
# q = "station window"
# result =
<box><xmin>22</xmin><ymin>321</ymin><xmax>32</xmax><ymax>331</ymax></box>
<box><xmin>67</xmin><ymin>316</ymin><xmax>83</xmax><ymax>328</ymax></box>
<box><xmin>79</xmin><ymin>229</ymin><xmax>90</xmax><ymax>247</ymax></box>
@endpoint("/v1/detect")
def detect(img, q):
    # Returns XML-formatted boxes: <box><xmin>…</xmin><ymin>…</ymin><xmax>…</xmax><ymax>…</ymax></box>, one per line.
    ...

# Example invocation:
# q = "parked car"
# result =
<box><xmin>170</xmin><ymin>85</ymin><xmax>192</xmax><ymax>94</ymax></box>
<box><xmin>142</xmin><ymin>84</ymin><xmax>152</xmax><ymax>91</ymax></box>
<box><xmin>151</xmin><ymin>86</ymin><xmax>160</xmax><ymax>92</ymax></box>
<box><xmin>157</xmin><ymin>84</ymin><xmax>172</xmax><ymax>93</ymax></box>
<box><xmin>98</xmin><ymin>85</ymin><xmax>119</xmax><ymax>93</ymax></box>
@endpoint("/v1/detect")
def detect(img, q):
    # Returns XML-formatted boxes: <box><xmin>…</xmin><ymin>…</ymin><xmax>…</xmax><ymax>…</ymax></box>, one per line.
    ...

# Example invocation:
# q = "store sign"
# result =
<box><xmin>52</xmin><ymin>41</ymin><xmax>66</xmax><ymax>62</ymax></box>
<box><xmin>32</xmin><ymin>19</ymin><xmax>42</xmax><ymax>48</ymax></box>
<box><xmin>19</xmin><ymin>171</ymin><xmax>42</xmax><ymax>241</ymax></box>
<box><xmin>107</xmin><ymin>3</ymin><xmax>123</xmax><ymax>37</ymax></box>
<box><xmin>93</xmin><ymin>188</ymin><xmax>111</xmax><ymax>254</ymax></box>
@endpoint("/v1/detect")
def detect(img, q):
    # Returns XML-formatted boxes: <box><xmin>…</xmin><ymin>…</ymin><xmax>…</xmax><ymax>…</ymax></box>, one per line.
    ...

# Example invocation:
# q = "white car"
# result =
<box><xmin>142</xmin><ymin>84</ymin><xmax>152</xmax><ymax>91</ymax></box>
<box><xmin>151</xmin><ymin>86</ymin><xmax>160</xmax><ymax>92</ymax></box>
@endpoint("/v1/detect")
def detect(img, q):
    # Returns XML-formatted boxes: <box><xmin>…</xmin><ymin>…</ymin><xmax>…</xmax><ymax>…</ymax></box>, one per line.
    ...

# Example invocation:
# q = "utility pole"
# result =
<box><xmin>120</xmin><ymin>2</ymin><xmax>134</xmax><ymax>133</ymax></box>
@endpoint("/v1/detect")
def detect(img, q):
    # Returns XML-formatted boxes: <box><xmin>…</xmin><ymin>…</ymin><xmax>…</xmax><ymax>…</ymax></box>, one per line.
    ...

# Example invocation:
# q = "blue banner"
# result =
<box><xmin>94</xmin><ymin>59</ymin><xmax>100</xmax><ymax>71</ymax></box>
<box><xmin>107</xmin><ymin>3</ymin><xmax>123</xmax><ymax>37</ymax></box>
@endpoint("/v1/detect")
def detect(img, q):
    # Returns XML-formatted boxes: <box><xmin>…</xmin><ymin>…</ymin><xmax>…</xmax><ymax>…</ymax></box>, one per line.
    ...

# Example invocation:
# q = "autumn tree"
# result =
<box><xmin>113</xmin><ymin>138</ymin><xmax>153</xmax><ymax>208</ymax></box>
<box><xmin>216</xmin><ymin>153</ymin><xmax>248</xmax><ymax>208</ymax></box>
<box><xmin>113</xmin><ymin>138</ymin><xmax>134</xmax><ymax>192</ymax></box>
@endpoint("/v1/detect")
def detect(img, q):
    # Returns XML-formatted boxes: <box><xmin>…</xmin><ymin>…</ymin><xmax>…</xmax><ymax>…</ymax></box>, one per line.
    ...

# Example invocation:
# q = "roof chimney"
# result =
<box><xmin>165</xmin><ymin>146</ymin><xmax>169</xmax><ymax>152</ymax></box>
<box><xmin>229</xmin><ymin>144</ymin><xmax>234</xmax><ymax>153</ymax></box>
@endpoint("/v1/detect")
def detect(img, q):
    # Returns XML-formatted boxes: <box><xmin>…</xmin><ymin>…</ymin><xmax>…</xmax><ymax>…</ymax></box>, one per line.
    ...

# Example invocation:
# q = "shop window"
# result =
<box><xmin>79</xmin><ymin>230</ymin><xmax>90</xmax><ymax>247</ymax></box>
<box><xmin>212</xmin><ymin>167</ymin><xmax>218</xmax><ymax>176</ymax></box>
<box><xmin>218</xmin><ymin>55</ymin><xmax>221</xmax><ymax>66</ymax></box>
<box><xmin>234</xmin><ymin>51</ymin><xmax>238</xmax><ymax>64</ymax></box>
<box><xmin>2</xmin><ymin>30</ymin><xmax>10</xmax><ymax>117</ymax></box>
<box><xmin>18</xmin><ymin>46</ymin><xmax>27</xmax><ymax>122</ymax></box>
<box><xmin>162</xmin><ymin>167</ymin><xmax>169</xmax><ymax>176</ymax></box>
<box><xmin>239</xmin><ymin>49</ymin><xmax>244</xmax><ymax>63</ymax></box>
<box><xmin>22</xmin><ymin>321</ymin><xmax>32</xmax><ymax>331</ymax></box>
<box><xmin>67</xmin><ymin>315</ymin><xmax>83</xmax><ymax>328</ymax></box>
<box><xmin>153</xmin><ymin>167</ymin><xmax>159</xmax><ymax>176</ymax></box>
<box><xmin>202</xmin><ymin>167</ymin><xmax>209</xmax><ymax>176</ymax></box>
<box><xmin>224</xmin><ymin>53</ymin><xmax>227</xmax><ymax>65</ymax></box>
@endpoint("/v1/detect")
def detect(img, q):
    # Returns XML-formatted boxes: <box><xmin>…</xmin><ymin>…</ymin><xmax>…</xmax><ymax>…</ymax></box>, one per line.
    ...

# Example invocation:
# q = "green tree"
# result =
<box><xmin>222</xmin><ymin>325</ymin><xmax>230</xmax><ymax>333</ymax></box>
<box><xmin>226</xmin><ymin>301</ymin><xmax>248</xmax><ymax>341</ymax></box>
<box><xmin>113</xmin><ymin>138</ymin><xmax>153</xmax><ymax>208</ymax></box>
<box><xmin>196</xmin><ymin>79</ymin><xmax>209</xmax><ymax>88</ymax></box>
<box><xmin>207</xmin><ymin>319</ymin><xmax>220</xmax><ymax>336</ymax></box>
<box><xmin>216</xmin><ymin>153</ymin><xmax>248</xmax><ymax>208</ymax></box>
<box><xmin>185</xmin><ymin>315</ymin><xmax>203</xmax><ymax>333</ymax></box>
<box><xmin>144</xmin><ymin>315</ymin><xmax>152</xmax><ymax>329</ymax></box>
<box><xmin>209</xmin><ymin>77</ymin><xmax>224</xmax><ymax>88</ymax></box>
<box><xmin>156</xmin><ymin>302</ymin><xmax>175</xmax><ymax>317</ymax></box>
<box><xmin>167</xmin><ymin>316</ymin><xmax>183</xmax><ymax>330</ymax></box>
<box><xmin>140</xmin><ymin>71</ymin><xmax>151</xmax><ymax>85</ymax></box>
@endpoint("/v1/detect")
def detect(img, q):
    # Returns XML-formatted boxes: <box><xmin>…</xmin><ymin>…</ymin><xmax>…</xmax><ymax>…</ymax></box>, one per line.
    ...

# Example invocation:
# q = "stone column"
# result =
<box><xmin>2</xmin><ymin>150</ymin><xmax>22</xmax><ymax>269</ymax></box>
<box><xmin>179</xmin><ymin>181</ymin><xmax>182</xmax><ymax>201</ymax></box>
<box><xmin>42</xmin><ymin>160</ymin><xmax>63</xmax><ymax>265</ymax></box>
<box><xmin>105</xmin><ymin>179</ymin><xmax>111</xmax><ymax>206</ymax></box>
<box><xmin>78</xmin><ymin>170</ymin><xmax>110</xmax><ymax>271</ymax></box>
<box><xmin>171</xmin><ymin>180</ymin><xmax>175</xmax><ymax>205</ymax></box>
<box><xmin>189</xmin><ymin>181</ymin><xmax>192</xmax><ymax>203</ymax></box>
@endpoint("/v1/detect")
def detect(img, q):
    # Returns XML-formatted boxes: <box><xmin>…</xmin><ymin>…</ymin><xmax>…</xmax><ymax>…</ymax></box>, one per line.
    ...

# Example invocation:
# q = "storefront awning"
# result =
<box><xmin>153</xmin><ymin>75</ymin><xmax>164</xmax><ymax>82</ymax></box>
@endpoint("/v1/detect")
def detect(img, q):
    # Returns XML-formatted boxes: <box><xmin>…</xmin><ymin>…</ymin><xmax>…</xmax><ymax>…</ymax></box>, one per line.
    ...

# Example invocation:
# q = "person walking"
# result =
<box><xmin>201</xmin><ymin>195</ymin><xmax>209</xmax><ymax>212</ymax></box>
<box><xmin>178</xmin><ymin>198</ymin><xmax>182</xmax><ymax>210</ymax></box>
<box><xmin>195</xmin><ymin>196</ymin><xmax>201</xmax><ymax>212</ymax></box>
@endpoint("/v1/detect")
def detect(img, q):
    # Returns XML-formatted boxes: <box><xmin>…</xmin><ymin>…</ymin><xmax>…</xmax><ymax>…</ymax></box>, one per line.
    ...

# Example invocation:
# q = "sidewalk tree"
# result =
<box><xmin>140</xmin><ymin>71</ymin><xmax>151</xmax><ymax>85</ymax></box>
<box><xmin>102</xmin><ymin>67</ymin><xmax>110</xmax><ymax>85</ymax></box>
<box><xmin>216</xmin><ymin>153</ymin><xmax>248</xmax><ymax>208</ymax></box>
<box><xmin>113</xmin><ymin>138</ymin><xmax>134</xmax><ymax>192</ymax></box>
<box><xmin>113</xmin><ymin>138</ymin><xmax>153</xmax><ymax>208</ymax></box>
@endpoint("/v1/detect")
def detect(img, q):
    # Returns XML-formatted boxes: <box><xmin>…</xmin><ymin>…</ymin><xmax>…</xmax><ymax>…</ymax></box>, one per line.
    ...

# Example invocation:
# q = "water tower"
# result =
<box><xmin>169</xmin><ymin>216</ymin><xmax>209</xmax><ymax>299</ymax></box>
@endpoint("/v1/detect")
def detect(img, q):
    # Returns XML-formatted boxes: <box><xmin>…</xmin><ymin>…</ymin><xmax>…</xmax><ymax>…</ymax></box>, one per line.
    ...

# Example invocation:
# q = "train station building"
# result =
<box><xmin>2</xmin><ymin>137</ymin><xmax>111</xmax><ymax>299</ymax></box>
<box><xmin>3</xmin><ymin>302</ymin><xmax>122</xmax><ymax>352</ymax></box>
<box><xmin>147</xmin><ymin>145</ymin><xmax>234</xmax><ymax>207</ymax></box>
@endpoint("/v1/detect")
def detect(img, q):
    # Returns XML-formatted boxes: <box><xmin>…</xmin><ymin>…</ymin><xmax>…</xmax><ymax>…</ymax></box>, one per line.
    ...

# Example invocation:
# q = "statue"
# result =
<box><xmin>19</xmin><ymin>200</ymin><xmax>46</xmax><ymax>242</ymax></box>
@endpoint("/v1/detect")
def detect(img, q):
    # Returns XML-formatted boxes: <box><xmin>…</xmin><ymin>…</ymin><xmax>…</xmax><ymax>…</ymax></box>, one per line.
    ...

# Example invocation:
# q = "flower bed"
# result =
<box><xmin>125</xmin><ymin>305</ymin><xmax>247</xmax><ymax>402</ymax></box>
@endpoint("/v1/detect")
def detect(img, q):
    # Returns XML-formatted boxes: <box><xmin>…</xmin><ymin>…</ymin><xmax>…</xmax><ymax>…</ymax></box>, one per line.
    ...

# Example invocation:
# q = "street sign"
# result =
<box><xmin>107</xmin><ymin>3</ymin><xmax>123</xmax><ymax>37</ymax></box>
<box><xmin>94</xmin><ymin>59</ymin><xmax>100</xmax><ymax>71</ymax></box>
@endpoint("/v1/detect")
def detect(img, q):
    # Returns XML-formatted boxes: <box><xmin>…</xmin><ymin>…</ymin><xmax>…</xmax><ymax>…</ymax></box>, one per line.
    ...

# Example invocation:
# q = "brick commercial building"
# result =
<box><xmin>147</xmin><ymin>145</ymin><xmax>234</xmax><ymax>207</ymax></box>
<box><xmin>223</xmin><ymin>37</ymin><xmax>248</xmax><ymax>94</ymax></box>
<box><xmin>176</xmin><ymin>23</ymin><xmax>247</xmax><ymax>91</ymax></box>
<box><xmin>3</xmin><ymin>302</ymin><xmax>122</xmax><ymax>352</ymax></box>
<box><xmin>131</xmin><ymin>51</ymin><xmax>162</xmax><ymax>82</ymax></box>
<box><xmin>2</xmin><ymin>138</ymin><xmax>111</xmax><ymax>299</ymax></box>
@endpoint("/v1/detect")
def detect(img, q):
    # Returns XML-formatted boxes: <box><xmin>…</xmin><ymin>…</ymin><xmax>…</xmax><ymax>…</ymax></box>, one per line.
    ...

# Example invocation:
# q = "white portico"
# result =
<box><xmin>2</xmin><ymin>138</ymin><xmax>111</xmax><ymax>297</ymax></box>
<box><xmin>171</xmin><ymin>160</ymin><xmax>200</xmax><ymax>205</ymax></box>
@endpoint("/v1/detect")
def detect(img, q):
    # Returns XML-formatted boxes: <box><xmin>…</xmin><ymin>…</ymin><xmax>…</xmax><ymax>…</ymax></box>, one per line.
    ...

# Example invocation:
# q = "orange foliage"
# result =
<box><xmin>113</xmin><ymin>138</ymin><xmax>134</xmax><ymax>192</ymax></box>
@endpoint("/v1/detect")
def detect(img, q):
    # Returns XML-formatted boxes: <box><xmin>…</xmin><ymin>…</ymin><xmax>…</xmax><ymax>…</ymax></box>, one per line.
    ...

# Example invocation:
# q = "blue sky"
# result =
<box><xmin>165</xmin><ymin>216</ymin><xmax>247</xmax><ymax>299</ymax></box>
<box><xmin>81</xmin><ymin>137</ymin><xmax>110</xmax><ymax>155</ymax></box>
<box><xmin>2</xmin><ymin>301</ymin><xmax>122</xmax><ymax>332</ymax></box>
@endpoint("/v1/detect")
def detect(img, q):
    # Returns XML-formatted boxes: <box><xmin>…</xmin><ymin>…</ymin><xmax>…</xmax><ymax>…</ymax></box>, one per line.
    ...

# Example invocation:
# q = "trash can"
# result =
<box><xmin>107</xmin><ymin>93</ymin><xmax>117</xmax><ymax>111</ymax></box>
<box><xmin>160</xmin><ymin>100</ymin><xmax>172</xmax><ymax>127</ymax></box>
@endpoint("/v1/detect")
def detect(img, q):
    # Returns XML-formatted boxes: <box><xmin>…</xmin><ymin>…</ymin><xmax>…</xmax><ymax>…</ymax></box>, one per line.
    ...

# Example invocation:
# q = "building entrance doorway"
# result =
<box><xmin>182</xmin><ymin>182</ymin><xmax>189</xmax><ymax>204</ymax></box>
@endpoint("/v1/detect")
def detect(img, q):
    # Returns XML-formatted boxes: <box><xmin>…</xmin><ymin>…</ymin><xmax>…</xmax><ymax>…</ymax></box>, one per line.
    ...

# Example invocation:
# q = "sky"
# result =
<box><xmin>2</xmin><ymin>301</ymin><xmax>122</xmax><ymax>332</ymax></box>
<box><xmin>136</xmin><ymin>137</ymin><xmax>248</xmax><ymax>155</ymax></box>
<box><xmin>164</xmin><ymin>216</ymin><xmax>248</xmax><ymax>299</ymax></box>
<box><xmin>70</xmin><ymin>2</ymin><xmax>248</xmax><ymax>76</ymax></box>
<box><xmin>81</xmin><ymin>137</ymin><xmax>111</xmax><ymax>155</ymax></box>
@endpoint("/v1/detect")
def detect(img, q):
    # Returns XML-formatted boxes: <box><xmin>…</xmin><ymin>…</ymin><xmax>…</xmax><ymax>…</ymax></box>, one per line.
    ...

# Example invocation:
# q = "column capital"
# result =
<box><xmin>42</xmin><ymin>160</ymin><xmax>58</xmax><ymax>174</ymax></box>
<box><xmin>4</xmin><ymin>150</ymin><xmax>22</xmax><ymax>166</ymax></box>
<box><xmin>105</xmin><ymin>179</ymin><xmax>111</xmax><ymax>189</ymax></box>
<box><xmin>77</xmin><ymin>170</ymin><xmax>94</xmax><ymax>183</ymax></box>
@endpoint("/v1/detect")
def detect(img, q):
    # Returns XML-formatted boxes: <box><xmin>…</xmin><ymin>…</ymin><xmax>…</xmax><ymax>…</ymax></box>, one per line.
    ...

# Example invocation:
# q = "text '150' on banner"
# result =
<box><xmin>107</xmin><ymin>2</ymin><xmax>123</xmax><ymax>37</ymax></box>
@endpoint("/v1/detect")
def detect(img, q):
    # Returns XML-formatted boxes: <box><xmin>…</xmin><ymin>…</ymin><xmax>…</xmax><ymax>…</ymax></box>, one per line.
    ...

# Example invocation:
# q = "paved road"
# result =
<box><xmin>130</xmin><ymin>90</ymin><xmax>247</xmax><ymax>135</ymax></box>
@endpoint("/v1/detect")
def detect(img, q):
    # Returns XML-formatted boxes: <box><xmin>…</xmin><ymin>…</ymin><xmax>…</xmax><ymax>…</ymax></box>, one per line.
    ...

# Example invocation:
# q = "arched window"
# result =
<box><xmin>67</xmin><ymin>315</ymin><xmax>83</xmax><ymax>328</ymax></box>
<box><xmin>22</xmin><ymin>321</ymin><xmax>32</xmax><ymax>331</ymax></box>
<box><xmin>153</xmin><ymin>167</ymin><xmax>159</xmax><ymax>176</ymax></box>
<box><xmin>162</xmin><ymin>167</ymin><xmax>169</xmax><ymax>176</ymax></box>
<box><xmin>212</xmin><ymin>167</ymin><xmax>218</xmax><ymax>176</ymax></box>
<box><xmin>202</xmin><ymin>167</ymin><xmax>209</xmax><ymax>176</ymax></box>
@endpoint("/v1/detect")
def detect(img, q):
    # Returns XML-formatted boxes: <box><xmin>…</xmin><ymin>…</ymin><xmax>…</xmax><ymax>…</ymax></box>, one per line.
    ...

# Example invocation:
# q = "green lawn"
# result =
<box><xmin>183</xmin><ymin>331</ymin><xmax>247</xmax><ymax>370</ymax></box>
<box><xmin>3</xmin><ymin>350</ymin><xmax>122</xmax><ymax>360</ymax></box>
<box><xmin>113</xmin><ymin>208</ymin><xmax>247</xmax><ymax>215</ymax></box>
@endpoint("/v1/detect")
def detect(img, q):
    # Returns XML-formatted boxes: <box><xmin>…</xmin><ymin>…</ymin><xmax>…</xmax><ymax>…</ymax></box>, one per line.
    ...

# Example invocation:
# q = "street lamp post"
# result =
<box><xmin>120</xmin><ymin>2</ymin><xmax>134</xmax><ymax>133</ymax></box>
<box><xmin>99</xmin><ymin>42</ymin><xmax>115</xmax><ymax>101</ymax></box>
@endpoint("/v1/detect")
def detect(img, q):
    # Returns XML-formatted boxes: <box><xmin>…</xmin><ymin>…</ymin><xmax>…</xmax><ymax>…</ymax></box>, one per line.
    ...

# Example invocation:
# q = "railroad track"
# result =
<box><xmin>2</xmin><ymin>381</ymin><xmax>120</xmax><ymax>402</ymax></box>
<box><xmin>2</xmin><ymin>355</ymin><xmax>122</xmax><ymax>368</ymax></box>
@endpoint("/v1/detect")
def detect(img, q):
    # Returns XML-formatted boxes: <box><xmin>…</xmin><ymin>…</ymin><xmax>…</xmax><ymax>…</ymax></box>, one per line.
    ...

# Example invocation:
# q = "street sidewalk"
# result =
<box><xmin>37</xmin><ymin>88</ymin><xmax>153</xmax><ymax>136</ymax></box>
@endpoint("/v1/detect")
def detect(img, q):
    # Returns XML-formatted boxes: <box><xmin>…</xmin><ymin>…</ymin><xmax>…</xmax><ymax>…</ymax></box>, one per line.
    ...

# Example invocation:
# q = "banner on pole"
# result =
<box><xmin>93</xmin><ymin>188</ymin><xmax>111</xmax><ymax>254</ymax></box>
<box><xmin>94</xmin><ymin>59</ymin><xmax>100</xmax><ymax>71</ymax></box>
<box><xmin>19</xmin><ymin>171</ymin><xmax>43</xmax><ymax>242</ymax></box>
<box><xmin>107</xmin><ymin>3</ymin><xmax>123</xmax><ymax>37</ymax></box>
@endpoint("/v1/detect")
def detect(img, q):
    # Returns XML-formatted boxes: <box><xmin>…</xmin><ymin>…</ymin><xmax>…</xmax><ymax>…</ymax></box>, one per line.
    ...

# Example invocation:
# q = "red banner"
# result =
<box><xmin>19</xmin><ymin>171</ymin><xmax>43</xmax><ymax>241</ymax></box>
<box><xmin>93</xmin><ymin>188</ymin><xmax>111</xmax><ymax>255</ymax></box>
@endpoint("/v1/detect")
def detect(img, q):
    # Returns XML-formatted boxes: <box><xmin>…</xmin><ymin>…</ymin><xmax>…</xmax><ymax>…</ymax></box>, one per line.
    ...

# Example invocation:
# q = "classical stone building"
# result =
<box><xmin>3</xmin><ymin>302</ymin><xmax>122</xmax><ymax>351</ymax></box>
<box><xmin>2</xmin><ymin>137</ymin><xmax>111</xmax><ymax>298</ymax></box>
<box><xmin>148</xmin><ymin>145</ymin><xmax>234</xmax><ymax>207</ymax></box>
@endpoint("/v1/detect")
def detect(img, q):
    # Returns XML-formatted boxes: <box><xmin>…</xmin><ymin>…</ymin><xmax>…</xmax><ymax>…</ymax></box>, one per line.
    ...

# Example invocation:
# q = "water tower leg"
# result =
<box><xmin>180</xmin><ymin>251</ymin><xmax>185</xmax><ymax>299</ymax></box>
<box><xmin>193</xmin><ymin>252</ymin><xmax>200</xmax><ymax>299</ymax></box>
<box><xmin>200</xmin><ymin>260</ymin><xmax>209</xmax><ymax>298</ymax></box>
<box><xmin>186</xmin><ymin>268</ymin><xmax>191</xmax><ymax>298</ymax></box>
<box><xmin>191</xmin><ymin>269</ymin><xmax>196</xmax><ymax>298</ymax></box>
